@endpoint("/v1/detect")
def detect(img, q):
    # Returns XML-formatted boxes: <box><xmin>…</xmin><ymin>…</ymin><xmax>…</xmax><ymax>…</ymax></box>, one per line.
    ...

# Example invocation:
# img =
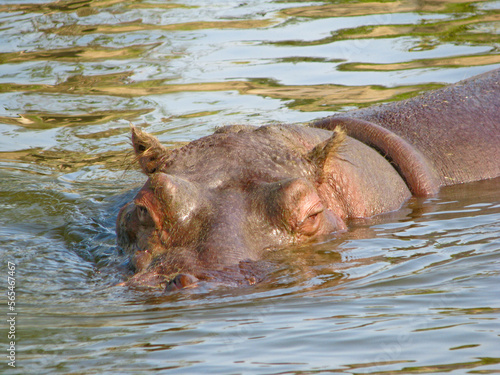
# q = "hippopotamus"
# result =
<box><xmin>116</xmin><ymin>68</ymin><xmax>500</xmax><ymax>291</ymax></box>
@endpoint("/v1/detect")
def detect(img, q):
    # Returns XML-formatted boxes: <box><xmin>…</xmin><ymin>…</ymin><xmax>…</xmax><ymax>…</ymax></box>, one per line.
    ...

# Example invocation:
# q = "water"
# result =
<box><xmin>1</xmin><ymin>0</ymin><xmax>499</xmax><ymax>374</ymax></box>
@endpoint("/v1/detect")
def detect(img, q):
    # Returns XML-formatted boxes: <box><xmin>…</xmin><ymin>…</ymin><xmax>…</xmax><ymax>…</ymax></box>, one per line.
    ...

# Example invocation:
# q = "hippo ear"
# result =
<box><xmin>130</xmin><ymin>125</ymin><xmax>169</xmax><ymax>174</ymax></box>
<box><xmin>306</xmin><ymin>126</ymin><xmax>346</xmax><ymax>177</ymax></box>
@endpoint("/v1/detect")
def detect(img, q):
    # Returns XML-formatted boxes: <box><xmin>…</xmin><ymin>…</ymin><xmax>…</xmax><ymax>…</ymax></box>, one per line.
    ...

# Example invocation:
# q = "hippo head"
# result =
<box><xmin>117</xmin><ymin>124</ymin><xmax>410</xmax><ymax>290</ymax></box>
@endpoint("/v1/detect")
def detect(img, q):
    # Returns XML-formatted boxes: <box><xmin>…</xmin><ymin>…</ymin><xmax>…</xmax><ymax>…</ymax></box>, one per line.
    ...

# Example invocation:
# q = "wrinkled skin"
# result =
<box><xmin>117</xmin><ymin>69</ymin><xmax>499</xmax><ymax>291</ymax></box>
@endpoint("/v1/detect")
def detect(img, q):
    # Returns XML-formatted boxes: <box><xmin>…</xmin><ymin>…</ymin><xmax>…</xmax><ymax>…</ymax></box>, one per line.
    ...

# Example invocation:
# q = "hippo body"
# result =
<box><xmin>312</xmin><ymin>69</ymin><xmax>500</xmax><ymax>194</ymax></box>
<box><xmin>117</xmin><ymin>69</ymin><xmax>500</xmax><ymax>291</ymax></box>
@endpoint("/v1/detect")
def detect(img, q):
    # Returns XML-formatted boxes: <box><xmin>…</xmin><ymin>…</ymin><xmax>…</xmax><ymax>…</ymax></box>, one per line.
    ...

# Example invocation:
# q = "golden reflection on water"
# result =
<box><xmin>0</xmin><ymin>0</ymin><xmax>499</xmax><ymax>164</ymax></box>
<box><xmin>0</xmin><ymin>0</ymin><xmax>498</xmax><ymax>123</ymax></box>
<box><xmin>0</xmin><ymin>71</ymin><xmax>441</xmax><ymax>111</ymax></box>
<box><xmin>330</xmin><ymin>14</ymin><xmax>500</xmax><ymax>46</ymax></box>
<box><xmin>0</xmin><ymin>147</ymin><xmax>129</xmax><ymax>172</ymax></box>
<box><xmin>374</xmin><ymin>358</ymin><xmax>500</xmax><ymax>374</ymax></box>
<box><xmin>281</xmin><ymin>0</ymin><xmax>497</xmax><ymax>17</ymax></box>
<box><xmin>46</xmin><ymin>19</ymin><xmax>276</xmax><ymax>36</ymax></box>
<box><xmin>0</xmin><ymin>109</ymin><xmax>151</xmax><ymax>129</ymax></box>
<box><xmin>0</xmin><ymin>44</ymin><xmax>159</xmax><ymax>63</ymax></box>
<box><xmin>280</xmin><ymin>0</ymin><xmax>418</xmax><ymax>18</ymax></box>
<box><xmin>0</xmin><ymin>0</ymin><xmax>186</xmax><ymax>13</ymax></box>
<box><xmin>340</xmin><ymin>53</ymin><xmax>500</xmax><ymax>71</ymax></box>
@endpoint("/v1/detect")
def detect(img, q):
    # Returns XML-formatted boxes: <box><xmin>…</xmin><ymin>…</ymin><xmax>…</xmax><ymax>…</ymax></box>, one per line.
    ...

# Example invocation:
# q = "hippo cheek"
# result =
<box><xmin>131</xmin><ymin>249</ymin><xmax>154</xmax><ymax>272</ymax></box>
<box><xmin>116</xmin><ymin>202</ymin><xmax>138</xmax><ymax>253</ymax></box>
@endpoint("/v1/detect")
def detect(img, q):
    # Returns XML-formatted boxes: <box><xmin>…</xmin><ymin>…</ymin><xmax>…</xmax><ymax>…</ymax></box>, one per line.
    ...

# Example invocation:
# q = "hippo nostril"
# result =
<box><xmin>164</xmin><ymin>274</ymin><xmax>199</xmax><ymax>292</ymax></box>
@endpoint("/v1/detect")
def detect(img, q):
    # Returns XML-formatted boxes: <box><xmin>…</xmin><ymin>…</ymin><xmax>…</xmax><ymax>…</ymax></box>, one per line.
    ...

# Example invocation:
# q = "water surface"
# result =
<box><xmin>1</xmin><ymin>0</ymin><xmax>499</xmax><ymax>374</ymax></box>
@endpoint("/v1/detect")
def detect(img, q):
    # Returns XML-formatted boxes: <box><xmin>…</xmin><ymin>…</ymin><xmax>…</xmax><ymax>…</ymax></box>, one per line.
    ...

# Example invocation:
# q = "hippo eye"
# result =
<box><xmin>136</xmin><ymin>205</ymin><xmax>154</xmax><ymax>226</ymax></box>
<box><xmin>298</xmin><ymin>208</ymin><xmax>323</xmax><ymax>236</ymax></box>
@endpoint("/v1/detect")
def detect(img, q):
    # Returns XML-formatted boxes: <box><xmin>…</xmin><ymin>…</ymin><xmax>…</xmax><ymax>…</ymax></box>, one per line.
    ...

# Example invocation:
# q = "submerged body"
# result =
<box><xmin>117</xmin><ymin>69</ymin><xmax>500</xmax><ymax>291</ymax></box>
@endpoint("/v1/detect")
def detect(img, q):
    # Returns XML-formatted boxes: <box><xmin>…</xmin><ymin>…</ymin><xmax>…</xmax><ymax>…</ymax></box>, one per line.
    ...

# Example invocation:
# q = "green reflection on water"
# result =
<box><xmin>0</xmin><ymin>44</ymin><xmax>160</xmax><ymax>64</ymax></box>
<box><xmin>0</xmin><ymin>71</ymin><xmax>444</xmax><ymax>111</ymax></box>
<box><xmin>0</xmin><ymin>109</ymin><xmax>151</xmax><ymax>129</ymax></box>
<box><xmin>0</xmin><ymin>0</ymin><xmax>190</xmax><ymax>14</ymax></box>
<box><xmin>0</xmin><ymin>148</ymin><xmax>129</xmax><ymax>172</ymax></box>
<box><xmin>43</xmin><ymin>19</ymin><xmax>276</xmax><ymax>36</ymax></box>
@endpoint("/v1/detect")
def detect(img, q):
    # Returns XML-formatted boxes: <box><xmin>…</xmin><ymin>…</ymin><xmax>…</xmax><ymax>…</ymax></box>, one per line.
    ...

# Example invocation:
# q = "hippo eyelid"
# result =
<box><xmin>308</xmin><ymin>209</ymin><xmax>322</xmax><ymax>219</ymax></box>
<box><xmin>305</xmin><ymin>201</ymin><xmax>324</xmax><ymax>218</ymax></box>
<box><xmin>298</xmin><ymin>206</ymin><xmax>323</xmax><ymax>227</ymax></box>
<box><xmin>136</xmin><ymin>205</ymin><xmax>151</xmax><ymax>223</ymax></box>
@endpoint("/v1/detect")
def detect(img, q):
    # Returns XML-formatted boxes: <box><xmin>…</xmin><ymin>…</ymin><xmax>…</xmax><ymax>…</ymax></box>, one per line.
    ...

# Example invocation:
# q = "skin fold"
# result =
<box><xmin>116</xmin><ymin>69</ymin><xmax>499</xmax><ymax>291</ymax></box>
